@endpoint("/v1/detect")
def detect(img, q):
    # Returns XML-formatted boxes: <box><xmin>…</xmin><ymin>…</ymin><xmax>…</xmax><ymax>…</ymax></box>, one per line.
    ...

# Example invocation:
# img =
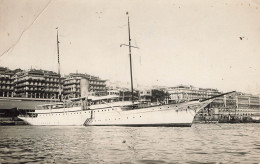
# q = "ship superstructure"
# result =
<box><xmin>18</xmin><ymin>98</ymin><xmax>89</xmax><ymax>125</ymax></box>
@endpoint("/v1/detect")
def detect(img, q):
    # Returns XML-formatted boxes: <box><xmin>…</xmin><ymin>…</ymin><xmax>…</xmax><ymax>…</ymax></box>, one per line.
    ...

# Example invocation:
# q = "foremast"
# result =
<box><xmin>127</xmin><ymin>13</ymin><xmax>134</xmax><ymax>104</ymax></box>
<box><xmin>56</xmin><ymin>27</ymin><xmax>62</xmax><ymax>102</ymax></box>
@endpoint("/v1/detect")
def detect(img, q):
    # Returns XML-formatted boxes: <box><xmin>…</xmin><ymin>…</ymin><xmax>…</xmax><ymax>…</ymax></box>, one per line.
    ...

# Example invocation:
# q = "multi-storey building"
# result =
<box><xmin>0</xmin><ymin>67</ymin><xmax>15</xmax><ymax>97</ymax></box>
<box><xmin>63</xmin><ymin>73</ymin><xmax>106</xmax><ymax>98</ymax></box>
<box><xmin>167</xmin><ymin>85</ymin><xmax>222</xmax><ymax>103</ymax></box>
<box><xmin>13</xmin><ymin>69</ymin><xmax>63</xmax><ymax>99</ymax></box>
<box><xmin>165</xmin><ymin>85</ymin><xmax>260</xmax><ymax>121</ymax></box>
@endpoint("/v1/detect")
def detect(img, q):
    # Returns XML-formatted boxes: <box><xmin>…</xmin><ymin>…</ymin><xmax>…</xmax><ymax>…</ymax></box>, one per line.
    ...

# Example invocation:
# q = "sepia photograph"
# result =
<box><xmin>0</xmin><ymin>0</ymin><xmax>260</xmax><ymax>163</ymax></box>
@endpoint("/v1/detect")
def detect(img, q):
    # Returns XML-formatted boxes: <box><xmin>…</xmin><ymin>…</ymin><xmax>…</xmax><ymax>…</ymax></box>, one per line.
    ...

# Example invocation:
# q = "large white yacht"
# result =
<box><xmin>17</xmin><ymin>91</ymin><xmax>232</xmax><ymax>126</ymax></box>
<box><xmin>18</xmin><ymin>14</ymin><xmax>234</xmax><ymax>126</ymax></box>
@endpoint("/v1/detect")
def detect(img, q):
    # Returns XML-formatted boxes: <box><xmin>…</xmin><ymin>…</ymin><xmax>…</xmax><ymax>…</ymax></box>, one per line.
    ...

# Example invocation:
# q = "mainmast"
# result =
<box><xmin>120</xmin><ymin>12</ymin><xmax>139</xmax><ymax>105</ymax></box>
<box><xmin>127</xmin><ymin>13</ymin><xmax>134</xmax><ymax>104</ymax></box>
<box><xmin>56</xmin><ymin>27</ymin><xmax>62</xmax><ymax>102</ymax></box>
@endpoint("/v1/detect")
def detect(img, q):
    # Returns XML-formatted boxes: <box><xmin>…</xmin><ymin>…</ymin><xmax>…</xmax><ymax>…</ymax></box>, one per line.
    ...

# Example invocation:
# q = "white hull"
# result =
<box><xmin>18</xmin><ymin>100</ymin><xmax>211</xmax><ymax>126</ymax></box>
<box><xmin>18</xmin><ymin>107</ymin><xmax>89</xmax><ymax>126</ymax></box>
<box><xmin>85</xmin><ymin>100</ymin><xmax>212</xmax><ymax>127</ymax></box>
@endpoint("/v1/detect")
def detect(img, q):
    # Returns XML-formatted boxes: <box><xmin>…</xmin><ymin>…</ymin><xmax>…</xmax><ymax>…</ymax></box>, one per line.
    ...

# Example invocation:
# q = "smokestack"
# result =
<box><xmin>80</xmin><ymin>78</ymin><xmax>89</xmax><ymax>98</ymax></box>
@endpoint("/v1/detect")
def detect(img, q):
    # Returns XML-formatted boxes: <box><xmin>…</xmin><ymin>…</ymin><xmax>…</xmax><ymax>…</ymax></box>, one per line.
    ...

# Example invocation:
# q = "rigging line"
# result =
<box><xmin>0</xmin><ymin>0</ymin><xmax>53</xmax><ymax>59</ymax></box>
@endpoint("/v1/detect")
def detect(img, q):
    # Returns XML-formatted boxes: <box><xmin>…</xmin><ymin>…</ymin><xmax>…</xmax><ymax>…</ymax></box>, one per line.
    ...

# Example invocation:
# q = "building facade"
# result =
<box><xmin>0</xmin><ymin>67</ymin><xmax>107</xmax><ymax>100</ymax></box>
<box><xmin>13</xmin><ymin>69</ymin><xmax>63</xmax><ymax>99</ymax></box>
<box><xmin>0</xmin><ymin>67</ymin><xmax>15</xmax><ymax>97</ymax></box>
<box><xmin>167</xmin><ymin>85</ymin><xmax>222</xmax><ymax>102</ymax></box>
<box><xmin>139</xmin><ymin>89</ymin><xmax>152</xmax><ymax>103</ymax></box>
<box><xmin>165</xmin><ymin>85</ymin><xmax>260</xmax><ymax>122</ymax></box>
<box><xmin>63</xmin><ymin>73</ymin><xmax>106</xmax><ymax>98</ymax></box>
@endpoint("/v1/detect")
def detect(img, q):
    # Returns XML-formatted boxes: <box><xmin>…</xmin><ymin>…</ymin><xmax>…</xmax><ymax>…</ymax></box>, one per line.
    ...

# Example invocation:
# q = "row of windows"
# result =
<box><xmin>93</xmin><ymin>115</ymin><xmax>143</xmax><ymax>122</ymax></box>
<box><xmin>39</xmin><ymin>111</ymin><xmax>89</xmax><ymax>116</ymax></box>
<box><xmin>35</xmin><ymin>105</ymin><xmax>190</xmax><ymax>117</ymax></box>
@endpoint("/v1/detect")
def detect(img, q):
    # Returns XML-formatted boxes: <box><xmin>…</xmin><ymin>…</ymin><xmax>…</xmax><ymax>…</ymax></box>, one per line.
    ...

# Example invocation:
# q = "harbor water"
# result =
<box><xmin>0</xmin><ymin>124</ymin><xmax>260</xmax><ymax>163</ymax></box>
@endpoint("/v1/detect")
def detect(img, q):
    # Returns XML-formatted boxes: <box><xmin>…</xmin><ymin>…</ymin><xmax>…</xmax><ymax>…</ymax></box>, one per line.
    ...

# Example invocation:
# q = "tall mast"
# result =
<box><xmin>120</xmin><ymin>12</ymin><xmax>139</xmax><ymax>105</ymax></box>
<box><xmin>56</xmin><ymin>27</ymin><xmax>62</xmax><ymax>102</ymax></box>
<box><xmin>127</xmin><ymin>13</ymin><xmax>134</xmax><ymax>104</ymax></box>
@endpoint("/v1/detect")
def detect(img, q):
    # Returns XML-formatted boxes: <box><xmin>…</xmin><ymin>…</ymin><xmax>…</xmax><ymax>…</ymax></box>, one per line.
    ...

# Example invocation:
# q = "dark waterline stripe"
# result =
<box><xmin>85</xmin><ymin>123</ymin><xmax>192</xmax><ymax>127</ymax></box>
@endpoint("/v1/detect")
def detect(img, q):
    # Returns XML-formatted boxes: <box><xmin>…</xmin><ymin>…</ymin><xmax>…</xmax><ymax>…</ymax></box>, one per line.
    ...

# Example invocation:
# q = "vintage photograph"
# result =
<box><xmin>0</xmin><ymin>0</ymin><xmax>260</xmax><ymax>163</ymax></box>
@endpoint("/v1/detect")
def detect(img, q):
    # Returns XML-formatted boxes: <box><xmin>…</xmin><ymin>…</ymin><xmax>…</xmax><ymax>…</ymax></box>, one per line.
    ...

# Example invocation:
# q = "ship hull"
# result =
<box><xmin>84</xmin><ymin>100</ymin><xmax>211</xmax><ymax>127</ymax></box>
<box><xmin>18</xmin><ymin>108</ymin><xmax>90</xmax><ymax>126</ymax></box>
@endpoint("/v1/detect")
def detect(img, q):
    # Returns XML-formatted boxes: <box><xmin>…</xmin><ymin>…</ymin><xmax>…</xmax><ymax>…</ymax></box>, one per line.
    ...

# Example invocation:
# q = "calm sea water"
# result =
<box><xmin>0</xmin><ymin>124</ymin><xmax>260</xmax><ymax>164</ymax></box>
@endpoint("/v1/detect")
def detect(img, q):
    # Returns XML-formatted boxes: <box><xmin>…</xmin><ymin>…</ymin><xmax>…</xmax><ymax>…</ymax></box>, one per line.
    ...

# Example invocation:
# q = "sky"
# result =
<box><xmin>0</xmin><ymin>0</ymin><xmax>260</xmax><ymax>94</ymax></box>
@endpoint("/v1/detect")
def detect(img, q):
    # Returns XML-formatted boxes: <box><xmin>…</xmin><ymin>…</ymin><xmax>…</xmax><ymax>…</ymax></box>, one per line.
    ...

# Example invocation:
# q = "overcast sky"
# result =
<box><xmin>0</xmin><ymin>0</ymin><xmax>260</xmax><ymax>94</ymax></box>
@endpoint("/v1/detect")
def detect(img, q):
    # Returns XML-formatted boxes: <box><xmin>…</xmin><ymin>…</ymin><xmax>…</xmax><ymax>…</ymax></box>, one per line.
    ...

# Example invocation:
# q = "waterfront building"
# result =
<box><xmin>139</xmin><ymin>89</ymin><xmax>152</xmax><ymax>105</ymax></box>
<box><xmin>165</xmin><ymin>85</ymin><xmax>260</xmax><ymax>122</ymax></box>
<box><xmin>167</xmin><ymin>85</ymin><xmax>222</xmax><ymax>103</ymax></box>
<box><xmin>107</xmin><ymin>90</ymin><xmax>120</xmax><ymax>96</ymax></box>
<box><xmin>63</xmin><ymin>73</ymin><xmax>106</xmax><ymax>98</ymax></box>
<box><xmin>0</xmin><ymin>67</ymin><xmax>15</xmax><ymax>97</ymax></box>
<box><xmin>139</xmin><ymin>89</ymin><xmax>152</xmax><ymax>103</ymax></box>
<box><xmin>13</xmin><ymin>69</ymin><xmax>63</xmax><ymax>99</ymax></box>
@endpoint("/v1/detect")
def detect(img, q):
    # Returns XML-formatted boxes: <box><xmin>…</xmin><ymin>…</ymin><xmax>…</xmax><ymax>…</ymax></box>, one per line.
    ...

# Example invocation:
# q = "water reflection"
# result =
<box><xmin>0</xmin><ymin>124</ymin><xmax>259</xmax><ymax>163</ymax></box>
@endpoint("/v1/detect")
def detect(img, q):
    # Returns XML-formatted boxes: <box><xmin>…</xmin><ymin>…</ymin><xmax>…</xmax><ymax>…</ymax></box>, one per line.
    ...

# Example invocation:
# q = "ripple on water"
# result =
<box><xmin>0</xmin><ymin>124</ymin><xmax>259</xmax><ymax>163</ymax></box>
